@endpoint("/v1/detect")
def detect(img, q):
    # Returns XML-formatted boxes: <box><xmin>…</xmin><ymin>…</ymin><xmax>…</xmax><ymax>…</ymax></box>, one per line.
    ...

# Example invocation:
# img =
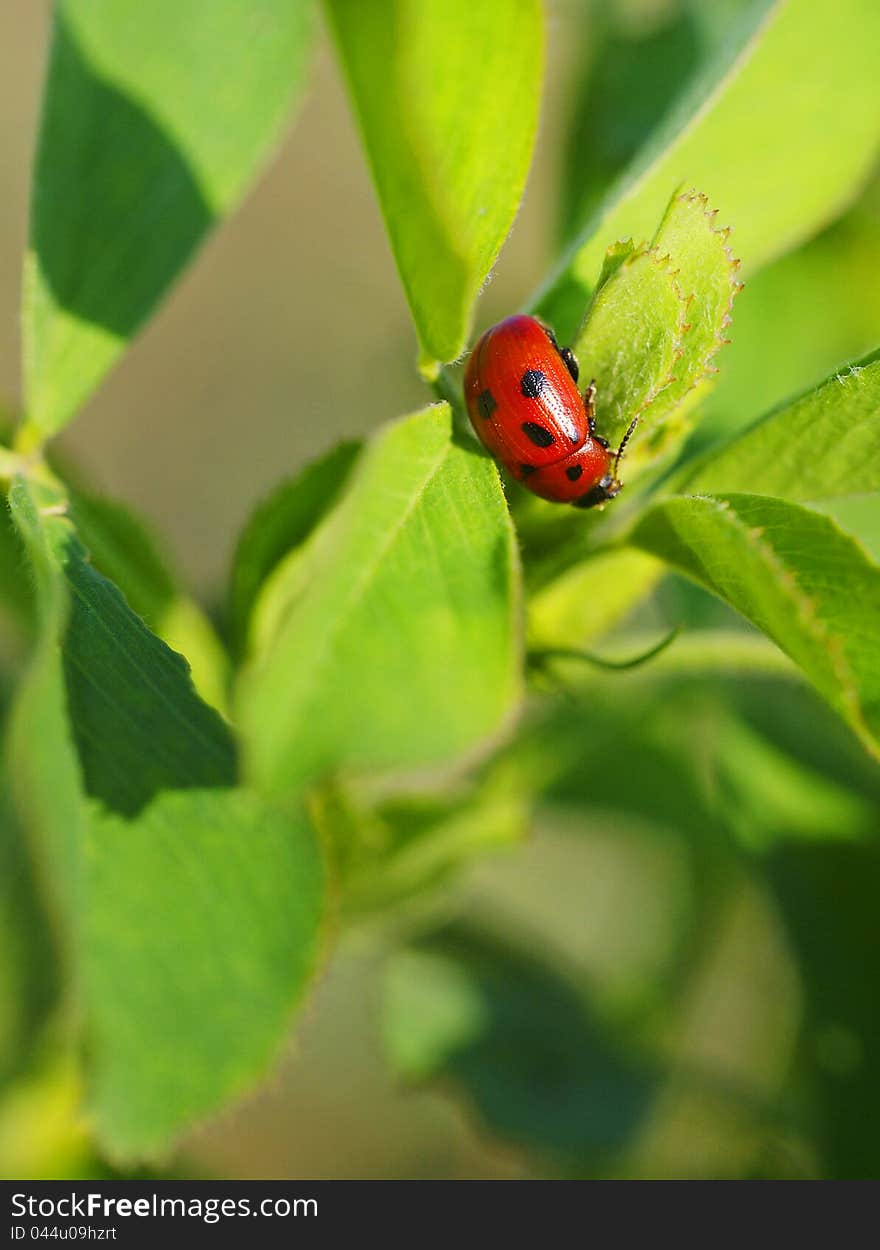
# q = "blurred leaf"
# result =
<box><xmin>687</xmin><ymin>348</ymin><xmax>880</xmax><ymax>501</ymax></box>
<box><xmin>384</xmin><ymin>925</ymin><xmax>656</xmax><ymax>1161</ymax></box>
<box><xmin>558</xmin><ymin>1</ymin><xmax>704</xmax><ymax>242</ymax></box>
<box><xmin>312</xmin><ymin>763</ymin><xmax>527</xmax><ymax>917</ymax></box>
<box><xmin>326</xmin><ymin>0</ymin><xmax>543</xmax><ymax>372</ymax></box>
<box><xmin>711</xmin><ymin>715</ymin><xmax>873</xmax><ymax>851</ymax></box>
<box><xmin>527</xmin><ymin>548</ymin><xmax>664</xmax><ymax>651</ymax></box>
<box><xmin>0</xmin><ymin>781</ymin><xmax>60</xmax><ymax>1089</ymax></box>
<box><xmin>85</xmin><ymin>788</ymin><xmax>326</xmax><ymax>1161</ymax></box>
<box><xmin>725</xmin><ymin>674</ymin><xmax>880</xmax><ymax>808</ymax></box>
<box><xmin>539</xmin><ymin>0</ymin><xmax>880</xmax><ymax>342</ymax></box>
<box><xmin>0</xmin><ymin>501</ymin><xmax>33</xmax><ymax>640</ymax></box>
<box><xmin>768</xmin><ymin>841</ymin><xmax>880</xmax><ymax>1177</ymax></box>
<box><xmin>228</xmin><ymin>440</ymin><xmax>362</xmax><ymax>654</ymax></box>
<box><xmin>630</xmin><ymin>493</ymin><xmax>880</xmax><ymax>759</ymax></box>
<box><xmin>695</xmin><ymin>176</ymin><xmax>880</xmax><ymax>446</ymax></box>
<box><xmin>7</xmin><ymin>472</ymin><xmax>236</xmax><ymax>820</ymax></box>
<box><xmin>239</xmin><ymin>405</ymin><xmax>523</xmax><ymax>798</ymax></box>
<box><xmin>24</xmin><ymin>0</ymin><xmax>316</xmax><ymax>437</ymax></box>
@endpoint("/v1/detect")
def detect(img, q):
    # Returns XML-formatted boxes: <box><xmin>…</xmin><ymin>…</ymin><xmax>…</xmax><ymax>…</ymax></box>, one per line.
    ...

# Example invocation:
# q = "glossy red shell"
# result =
<box><xmin>464</xmin><ymin>314</ymin><xmax>614</xmax><ymax>505</ymax></box>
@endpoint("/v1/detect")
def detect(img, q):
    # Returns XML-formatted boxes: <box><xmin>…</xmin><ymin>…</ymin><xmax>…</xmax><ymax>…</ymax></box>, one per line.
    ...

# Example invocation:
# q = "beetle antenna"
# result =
<box><xmin>614</xmin><ymin>417</ymin><xmax>638</xmax><ymax>476</ymax></box>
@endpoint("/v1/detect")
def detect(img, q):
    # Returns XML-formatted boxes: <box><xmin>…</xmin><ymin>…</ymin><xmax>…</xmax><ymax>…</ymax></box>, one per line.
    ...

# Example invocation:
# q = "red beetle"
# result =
<box><xmin>463</xmin><ymin>314</ymin><xmax>634</xmax><ymax>507</ymax></box>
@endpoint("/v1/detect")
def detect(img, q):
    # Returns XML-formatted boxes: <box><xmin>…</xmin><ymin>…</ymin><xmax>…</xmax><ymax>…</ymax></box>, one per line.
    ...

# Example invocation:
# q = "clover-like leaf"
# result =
<box><xmin>326</xmin><ymin>0</ymin><xmax>543</xmax><ymax>373</ymax></box>
<box><xmin>572</xmin><ymin>190</ymin><xmax>740</xmax><ymax>476</ymax></box>
<box><xmin>6</xmin><ymin>467</ymin><xmax>328</xmax><ymax>1160</ymax></box>
<box><xmin>239</xmin><ymin>404</ymin><xmax>523</xmax><ymax>798</ymax></box>
<box><xmin>687</xmin><ymin>348</ymin><xmax>880</xmax><ymax>502</ymax></box>
<box><xmin>85</xmin><ymin>788</ymin><xmax>326</xmax><ymax>1162</ymax></box>
<box><xmin>24</xmin><ymin>0</ymin><xmax>316</xmax><ymax>437</ymax></box>
<box><xmin>630</xmin><ymin>493</ymin><xmax>880</xmax><ymax>760</ymax></box>
<box><xmin>573</xmin><ymin>243</ymin><xmax>688</xmax><ymax>451</ymax></box>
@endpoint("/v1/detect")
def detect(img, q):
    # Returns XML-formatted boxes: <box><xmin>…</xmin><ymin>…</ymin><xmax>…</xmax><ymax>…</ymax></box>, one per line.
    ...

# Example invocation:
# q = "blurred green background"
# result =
<box><xmin>2</xmin><ymin>0</ymin><xmax>879</xmax><ymax>1178</ymax></box>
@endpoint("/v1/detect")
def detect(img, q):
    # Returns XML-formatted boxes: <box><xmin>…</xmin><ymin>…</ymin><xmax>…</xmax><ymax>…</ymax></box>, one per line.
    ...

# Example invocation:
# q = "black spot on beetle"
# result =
<box><xmin>476</xmin><ymin>389</ymin><xmax>497</xmax><ymax>419</ymax></box>
<box><xmin>521</xmin><ymin>421</ymin><xmax>555</xmax><ymax>448</ymax></box>
<box><xmin>518</xmin><ymin>463</ymin><xmax>537</xmax><ymax>477</ymax></box>
<box><xmin>520</xmin><ymin>369</ymin><xmax>546</xmax><ymax>399</ymax></box>
<box><xmin>566</xmin><ymin>464</ymin><xmax>583</xmax><ymax>481</ymax></box>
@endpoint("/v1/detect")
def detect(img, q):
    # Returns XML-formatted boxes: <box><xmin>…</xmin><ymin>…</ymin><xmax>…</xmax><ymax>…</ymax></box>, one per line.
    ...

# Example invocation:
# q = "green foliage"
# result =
<box><xmin>539</xmin><ymin>0</ymin><xmax>880</xmax><ymax>342</ymax></box>
<box><xmin>695</xmin><ymin>175</ymin><xmax>880</xmax><ymax>446</ymax></box>
<box><xmin>630</xmin><ymin>494</ymin><xmax>880</xmax><ymax>760</ymax></box>
<box><xmin>228</xmin><ymin>440</ymin><xmax>362</xmax><ymax>655</ymax></box>
<box><xmin>688</xmin><ymin>349</ymin><xmax>880</xmax><ymax>501</ymax></box>
<box><xmin>25</xmin><ymin>0</ymin><xmax>316</xmax><ymax>436</ymax></box>
<box><xmin>4</xmin><ymin>0</ymin><xmax>880</xmax><ymax>1179</ymax></box>
<box><xmin>8</xmin><ymin>474</ymin><xmax>236</xmax><ymax>820</ymax></box>
<box><xmin>575</xmin><ymin>190</ymin><xmax>740</xmax><ymax>464</ymax></box>
<box><xmin>240</xmin><ymin>404</ymin><xmax>522</xmax><ymax>797</ymax></box>
<box><xmin>384</xmin><ymin>926</ymin><xmax>656</xmax><ymax>1163</ymax></box>
<box><xmin>0</xmin><ymin>781</ymin><xmax>60</xmax><ymax>1090</ymax></box>
<box><xmin>85</xmin><ymin>789</ymin><xmax>326</xmax><ymax>1161</ymax></box>
<box><xmin>325</xmin><ymin>0</ymin><xmax>543</xmax><ymax>373</ymax></box>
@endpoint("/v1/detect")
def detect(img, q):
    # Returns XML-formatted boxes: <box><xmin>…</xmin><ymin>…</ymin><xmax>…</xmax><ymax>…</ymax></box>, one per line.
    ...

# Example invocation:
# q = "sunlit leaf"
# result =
<box><xmin>630</xmin><ymin>493</ymin><xmax>880</xmax><ymax>759</ymax></box>
<box><xmin>86</xmin><ymin>788</ymin><xmax>326</xmax><ymax>1161</ymax></box>
<box><xmin>326</xmin><ymin>0</ymin><xmax>543</xmax><ymax>372</ymax></box>
<box><xmin>25</xmin><ymin>0</ymin><xmax>316</xmax><ymax>436</ymax></box>
<box><xmin>687</xmin><ymin>348</ymin><xmax>880</xmax><ymax>502</ymax></box>
<box><xmin>539</xmin><ymin>0</ymin><xmax>880</xmax><ymax>343</ymax></box>
<box><xmin>239</xmin><ymin>405</ymin><xmax>523</xmax><ymax>798</ymax></box>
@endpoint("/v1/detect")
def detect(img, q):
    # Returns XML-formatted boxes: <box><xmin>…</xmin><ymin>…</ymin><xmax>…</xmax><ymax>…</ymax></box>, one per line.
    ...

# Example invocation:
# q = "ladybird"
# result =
<box><xmin>463</xmin><ymin>314</ymin><xmax>634</xmax><ymax>507</ymax></box>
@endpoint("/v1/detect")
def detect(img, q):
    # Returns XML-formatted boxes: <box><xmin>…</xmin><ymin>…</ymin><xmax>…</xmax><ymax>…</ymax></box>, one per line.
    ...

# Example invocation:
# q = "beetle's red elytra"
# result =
<box><xmin>463</xmin><ymin>314</ymin><xmax>633</xmax><ymax>507</ymax></box>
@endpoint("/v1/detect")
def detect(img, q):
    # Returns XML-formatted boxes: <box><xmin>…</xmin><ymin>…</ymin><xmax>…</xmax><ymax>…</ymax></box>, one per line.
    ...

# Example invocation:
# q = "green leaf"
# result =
<box><xmin>528</xmin><ymin>548</ymin><xmax>664</xmax><ymax>651</ymax></box>
<box><xmin>312</xmin><ymin>762</ymin><xmax>527</xmax><ymax>917</ymax></box>
<box><xmin>25</xmin><ymin>0</ymin><xmax>316</xmax><ymax>437</ymax></box>
<box><xmin>384</xmin><ymin>925</ymin><xmax>656</xmax><ymax>1161</ymax></box>
<box><xmin>0</xmin><ymin>500</ymin><xmax>33</xmax><ymax>640</ymax></box>
<box><xmin>68</xmin><ymin>488</ymin><xmax>230</xmax><ymax>712</ymax></box>
<box><xmin>7</xmin><ymin>472</ymin><xmax>236</xmax><ymax>819</ymax></box>
<box><xmin>0</xmin><ymin>780</ymin><xmax>61</xmax><ymax>1089</ymax></box>
<box><xmin>228</xmin><ymin>440</ymin><xmax>362</xmax><ymax>655</ymax></box>
<box><xmin>630</xmin><ymin>493</ymin><xmax>880</xmax><ymax>759</ymax></box>
<box><xmin>635</xmin><ymin>190</ymin><xmax>741</xmax><ymax>450</ymax></box>
<box><xmin>6</xmin><ymin>471</ymin><xmax>328</xmax><ymax>1159</ymax></box>
<box><xmin>559</xmin><ymin>189</ymin><xmax>740</xmax><ymax>485</ymax></box>
<box><xmin>695</xmin><ymin>175</ymin><xmax>880</xmax><ymax>446</ymax></box>
<box><xmin>573</xmin><ymin>242</ymin><xmax>689</xmax><ymax>451</ymax></box>
<box><xmin>239</xmin><ymin>404</ymin><xmax>523</xmax><ymax>798</ymax></box>
<box><xmin>325</xmin><ymin>0</ymin><xmax>543</xmax><ymax>372</ymax></box>
<box><xmin>85</xmin><ymin>788</ymin><xmax>326</xmax><ymax>1161</ymax></box>
<box><xmin>539</xmin><ymin>0</ymin><xmax>880</xmax><ymax>343</ymax></box>
<box><xmin>687</xmin><ymin>348</ymin><xmax>880</xmax><ymax>502</ymax></box>
<box><xmin>557</xmin><ymin>2</ymin><xmax>705</xmax><ymax>244</ymax></box>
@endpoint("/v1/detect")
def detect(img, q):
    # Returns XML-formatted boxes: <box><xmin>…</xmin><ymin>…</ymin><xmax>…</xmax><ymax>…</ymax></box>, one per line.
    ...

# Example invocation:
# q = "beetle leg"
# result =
<box><xmin>583</xmin><ymin>378</ymin><xmax>597</xmax><ymax>429</ymax></box>
<box><xmin>560</xmin><ymin>347</ymin><xmax>579</xmax><ymax>383</ymax></box>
